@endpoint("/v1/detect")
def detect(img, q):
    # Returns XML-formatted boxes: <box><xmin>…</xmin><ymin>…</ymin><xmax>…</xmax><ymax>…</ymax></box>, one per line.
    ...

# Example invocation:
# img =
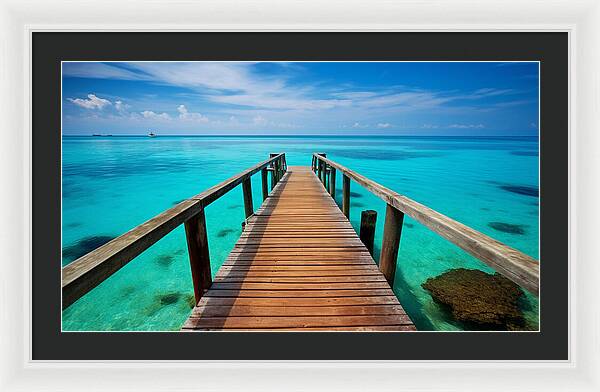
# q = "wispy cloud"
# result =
<box><xmin>67</xmin><ymin>94</ymin><xmax>112</xmax><ymax>110</ymax></box>
<box><xmin>62</xmin><ymin>62</ymin><xmax>539</xmax><ymax>134</ymax></box>
<box><xmin>141</xmin><ymin>110</ymin><xmax>171</xmax><ymax>120</ymax></box>
<box><xmin>448</xmin><ymin>123</ymin><xmax>485</xmax><ymax>129</ymax></box>
<box><xmin>177</xmin><ymin>105</ymin><xmax>208</xmax><ymax>122</ymax></box>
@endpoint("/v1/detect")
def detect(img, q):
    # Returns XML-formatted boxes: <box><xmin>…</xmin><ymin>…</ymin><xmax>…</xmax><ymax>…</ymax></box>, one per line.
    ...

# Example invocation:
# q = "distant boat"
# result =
<box><xmin>92</xmin><ymin>133</ymin><xmax>101</xmax><ymax>137</ymax></box>
<box><xmin>148</xmin><ymin>131</ymin><xmax>157</xmax><ymax>138</ymax></box>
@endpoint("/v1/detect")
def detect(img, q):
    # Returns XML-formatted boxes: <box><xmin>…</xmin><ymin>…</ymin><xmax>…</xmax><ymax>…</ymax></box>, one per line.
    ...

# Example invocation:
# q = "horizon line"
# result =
<box><xmin>62</xmin><ymin>133</ymin><xmax>539</xmax><ymax>138</ymax></box>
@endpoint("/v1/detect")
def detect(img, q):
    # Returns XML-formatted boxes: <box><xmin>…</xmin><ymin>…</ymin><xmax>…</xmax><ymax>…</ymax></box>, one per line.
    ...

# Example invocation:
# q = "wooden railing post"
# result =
<box><xmin>270</xmin><ymin>153</ymin><xmax>278</xmax><ymax>190</ymax></box>
<box><xmin>342</xmin><ymin>174</ymin><xmax>350</xmax><ymax>218</ymax></box>
<box><xmin>329</xmin><ymin>167</ymin><xmax>336</xmax><ymax>198</ymax></box>
<box><xmin>317</xmin><ymin>159</ymin><xmax>323</xmax><ymax>181</ymax></box>
<box><xmin>316</xmin><ymin>153</ymin><xmax>327</xmax><ymax>186</ymax></box>
<box><xmin>360</xmin><ymin>210</ymin><xmax>377</xmax><ymax>256</ymax></box>
<box><xmin>242</xmin><ymin>177</ymin><xmax>254</xmax><ymax>218</ymax></box>
<box><xmin>184</xmin><ymin>208</ymin><xmax>212</xmax><ymax>304</ymax></box>
<box><xmin>379</xmin><ymin>204</ymin><xmax>404</xmax><ymax>285</ymax></box>
<box><xmin>261</xmin><ymin>168</ymin><xmax>268</xmax><ymax>201</ymax></box>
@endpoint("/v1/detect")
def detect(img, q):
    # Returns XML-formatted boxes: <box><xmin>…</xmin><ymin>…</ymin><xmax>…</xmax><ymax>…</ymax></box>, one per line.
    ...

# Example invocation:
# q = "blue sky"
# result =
<box><xmin>62</xmin><ymin>61</ymin><xmax>539</xmax><ymax>136</ymax></box>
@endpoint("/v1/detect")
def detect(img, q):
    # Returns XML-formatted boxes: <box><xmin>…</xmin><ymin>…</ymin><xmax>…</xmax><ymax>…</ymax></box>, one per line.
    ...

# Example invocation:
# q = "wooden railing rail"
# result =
<box><xmin>62</xmin><ymin>153</ymin><xmax>286</xmax><ymax>309</ymax></box>
<box><xmin>313</xmin><ymin>153</ymin><xmax>540</xmax><ymax>296</ymax></box>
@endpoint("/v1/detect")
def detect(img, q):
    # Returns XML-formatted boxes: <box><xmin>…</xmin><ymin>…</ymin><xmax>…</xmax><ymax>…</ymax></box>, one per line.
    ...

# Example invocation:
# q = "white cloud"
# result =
<box><xmin>114</xmin><ymin>100</ymin><xmax>130</xmax><ymax>112</ymax></box>
<box><xmin>253</xmin><ymin>115</ymin><xmax>268</xmax><ymax>125</ymax></box>
<box><xmin>377</xmin><ymin>123</ymin><xmax>391</xmax><ymax>128</ymax></box>
<box><xmin>141</xmin><ymin>110</ymin><xmax>171</xmax><ymax>120</ymax></box>
<box><xmin>62</xmin><ymin>62</ymin><xmax>147</xmax><ymax>80</ymax></box>
<box><xmin>448</xmin><ymin>123</ymin><xmax>485</xmax><ymax>129</ymax></box>
<box><xmin>68</xmin><ymin>94</ymin><xmax>111</xmax><ymax>110</ymax></box>
<box><xmin>421</xmin><ymin>124</ymin><xmax>439</xmax><ymax>129</ymax></box>
<box><xmin>177</xmin><ymin>105</ymin><xmax>208</xmax><ymax>122</ymax></box>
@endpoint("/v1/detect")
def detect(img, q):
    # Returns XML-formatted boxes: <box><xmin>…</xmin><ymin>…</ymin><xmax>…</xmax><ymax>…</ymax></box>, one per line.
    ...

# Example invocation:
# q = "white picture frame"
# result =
<box><xmin>1</xmin><ymin>0</ymin><xmax>598</xmax><ymax>390</ymax></box>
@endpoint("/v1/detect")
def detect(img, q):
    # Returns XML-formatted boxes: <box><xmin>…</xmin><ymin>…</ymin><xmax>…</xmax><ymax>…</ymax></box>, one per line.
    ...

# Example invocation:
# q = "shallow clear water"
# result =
<box><xmin>62</xmin><ymin>136</ymin><xmax>539</xmax><ymax>331</ymax></box>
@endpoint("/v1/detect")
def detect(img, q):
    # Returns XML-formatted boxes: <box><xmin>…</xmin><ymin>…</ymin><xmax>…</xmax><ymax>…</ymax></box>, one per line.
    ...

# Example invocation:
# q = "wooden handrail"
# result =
<box><xmin>62</xmin><ymin>153</ymin><xmax>286</xmax><ymax>309</ymax></box>
<box><xmin>313</xmin><ymin>153</ymin><xmax>540</xmax><ymax>296</ymax></box>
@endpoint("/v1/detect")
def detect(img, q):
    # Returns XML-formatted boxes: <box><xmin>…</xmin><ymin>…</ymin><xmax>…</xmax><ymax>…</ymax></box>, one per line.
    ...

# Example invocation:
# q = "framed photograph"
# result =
<box><xmin>1</xmin><ymin>0</ymin><xmax>598</xmax><ymax>391</ymax></box>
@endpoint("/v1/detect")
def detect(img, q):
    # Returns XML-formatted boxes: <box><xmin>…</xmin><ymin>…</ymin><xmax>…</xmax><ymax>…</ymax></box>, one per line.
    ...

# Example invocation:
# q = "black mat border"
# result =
<box><xmin>32</xmin><ymin>32</ymin><xmax>568</xmax><ymax>360</ymax></box>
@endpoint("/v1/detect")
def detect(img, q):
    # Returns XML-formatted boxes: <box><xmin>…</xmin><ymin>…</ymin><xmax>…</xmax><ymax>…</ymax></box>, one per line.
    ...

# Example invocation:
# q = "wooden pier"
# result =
<box><xmin>62</xmin><ymin>152</ymin><xmax>540</xmax><ymax>331</ymax></box>
<box><xmin>182</xmin><ymin>166</ymin><xmax>414</xmax><ymax>331</ymax></box>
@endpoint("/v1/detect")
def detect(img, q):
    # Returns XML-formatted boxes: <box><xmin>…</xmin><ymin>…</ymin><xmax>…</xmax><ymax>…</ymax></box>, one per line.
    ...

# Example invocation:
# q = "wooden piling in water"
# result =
<box><xmin>242</xmin><ymin>178</ymin><xmax>254</xmax><ymax>218</ymax></box>
<box><xmin>342</xmin><ymin>174</ymin><xmax>350</xmax><ymax>219</ymax></box>
<box><xmin>379</xmin><ymin>204</ymin><xmax>404</xmax><ymax>285</ymax></box>
<box><xmin>184</xmin><ymin>208</ymin><xmax>212</xmax><ymax>304</ymax></box>
<box><xmin>261</xmin><ymin>168</ymin><xmax>268</xmax><ymax>201</ymax></box>
<box><xmin>329</xmin><ymin>167</ymin><xmax>336</xmax><ymax>198</ymax></box>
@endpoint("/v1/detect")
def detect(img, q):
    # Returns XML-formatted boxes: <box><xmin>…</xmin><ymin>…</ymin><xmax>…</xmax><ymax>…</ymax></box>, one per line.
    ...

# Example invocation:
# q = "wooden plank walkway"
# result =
<box><xmin>182</xmin><ymin>166</ymin><xmax>416</xmax><ymax>331</ymax></box>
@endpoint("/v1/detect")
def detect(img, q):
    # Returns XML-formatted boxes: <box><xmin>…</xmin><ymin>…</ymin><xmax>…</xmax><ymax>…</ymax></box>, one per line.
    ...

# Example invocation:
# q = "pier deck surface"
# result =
<box><xmin>182</xmin><ymin>166</ymin><xmax>415</xmax><ymax>331</ymax></box>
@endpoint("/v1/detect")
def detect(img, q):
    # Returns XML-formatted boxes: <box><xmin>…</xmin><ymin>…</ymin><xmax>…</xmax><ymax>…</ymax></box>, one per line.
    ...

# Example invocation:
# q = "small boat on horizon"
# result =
<box><xmin>148</xmin><ymin>131</ymin><xmax>157</xmax><ymax>138</ymax></box>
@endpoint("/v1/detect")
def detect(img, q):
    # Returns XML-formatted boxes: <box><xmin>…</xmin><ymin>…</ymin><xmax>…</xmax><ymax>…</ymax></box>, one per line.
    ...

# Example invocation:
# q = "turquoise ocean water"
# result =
<box><xmin>62</xmin><ymin>135</ymin><xmax>539</xmax><ymax>331</ymax></box>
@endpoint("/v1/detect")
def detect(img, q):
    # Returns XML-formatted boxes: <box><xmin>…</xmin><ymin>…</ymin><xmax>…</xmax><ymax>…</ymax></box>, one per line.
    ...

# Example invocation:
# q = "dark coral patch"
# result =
<box><xmin>405</xmin><ymin>223</ymin><xmax>414</xmax><ymax>228</ymax></box>
<box><xmin>217</xmin><ymin>228</ymin><xmax>236</xmax><ymax>238</ymax></box>
<box><xmin>499</xmin><ymin>185</ymin><xmax>538</xmax><ymax>197</ymax></box>
<box><xmin>157</xmin><ymin>292</ymin><xmax>181</xmax><ymax>305</ymax></box>
<box><xmin>155</xmin><ymin>254</ymin><xmax>175</xmax><ymax>267</ymax></box>
<box><xmin>65</xmin><ymin>222</ymin><xmax>83</xmax><ymax>228</ymax></box>
<box><xmin>335</xmin><ymin>189</ymin><xmax>363</xmax><ymax>198</ymax></box>
<box><xmin>488</xmin><ymin>221</ymin><xmax>527</xmax><ymax>235</ymax></box>
<box><xmin>227</xmin><ymin>204</ymin><xmax>242</xmax><ymax>210</ymax></box>
<box><xmin>352</xmin><ymin>202</ymin><xmax>366</xmax><ymax>207</ymax></box>
<box><xmin>62</xmin><ymin>235</ymin><xmax>115</xmax><ymax>263</ymax></box>
<box><xmin>422</xmin><ymin>268</ymin><xmax>526</xmax><ymax>330</ymax></box>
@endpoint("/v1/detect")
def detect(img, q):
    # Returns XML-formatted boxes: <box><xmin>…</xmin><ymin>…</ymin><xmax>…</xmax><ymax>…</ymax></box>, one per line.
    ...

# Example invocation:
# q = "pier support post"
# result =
<box><xmin>270</xmin><ymin>153</ymin><xmax>278</xmax><ymax>190</ymax></box>
<box><xmin>329</xmin><ymin>167</ymin><xmax>336</xmax><ymax>198</ymax></box>
<box><xmin>184</xmin><ymin>208</ymin><xmax>212</xmax><ymax>305</ymax></box>
<box><xmin>379</xmin><ymin>204</ymin><xmax>404</xmax><ymax>285</ymax></box>
<box><xmin>360</xmin><ymin>210</ymin><xmax>377</xmax><ymax>256</ymax></box>
<box><xmin>342</xmin><ymin>174</ymin><xmax>351</xmax><ymax>218</ymax></box>
<box><xmin>242</xmin><ymin>177</ymin><xmax>254</xmax><ymax>218</ymax></box>
<box><xmin>316</xmin><ymin>153</ymin><xmax>327</xmax><ymax>186</ymax></box>
<box><xmin>261</xmin><ymin>168</ymin><xmax>269</xmax><ymax>201</ymax></box>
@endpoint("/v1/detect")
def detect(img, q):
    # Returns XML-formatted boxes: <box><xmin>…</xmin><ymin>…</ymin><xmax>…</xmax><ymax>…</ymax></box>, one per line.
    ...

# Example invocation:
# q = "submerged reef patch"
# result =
<box><xmin>499</xmin><ymin>184</ymin><xmax>539</xmax><ymax>197</ymax></box>
<box><xmin>335</xmin><ymin>189</ymin><xmax>363</xmax><ymax>198</ymax></box>
<box><xmin>155</xmin><ymin>254</ymin><xmax>175</xmax><ymax>267</ymax></box>
<box><xmin>62</xmin><ymin>235</ymin><xmax>116</xmax><ymax>263</ymax></box>
<box><xmin>158</xmin><ymin>292</ymin><xmax>181</xmax><ymax>305</ymax></box>
<box><xmin>422</xmin><ymin>268</ymin><xmax>527</xmax><ymax>330</ymax></box>
<box><xmin>488</xmin><ymin>221</ymin><xmax>527</xmax><ymax>235</ymax></box>
<box><xmin>217</xmin><ymin>228</ymin><xmax>237</xmax><ymax>238</ymax></box>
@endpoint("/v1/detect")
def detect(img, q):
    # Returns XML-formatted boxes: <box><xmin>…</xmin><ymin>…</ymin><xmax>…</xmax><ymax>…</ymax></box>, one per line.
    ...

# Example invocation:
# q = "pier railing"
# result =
<box><xmin>62</xmin><ymin>153</ymin><xmax>287</xmax><ymax>309</ymax></box>
<box><xmin>312</xmin><ymin>153</ymin><xmax>540</xmax><ymax>296</ymax></box>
